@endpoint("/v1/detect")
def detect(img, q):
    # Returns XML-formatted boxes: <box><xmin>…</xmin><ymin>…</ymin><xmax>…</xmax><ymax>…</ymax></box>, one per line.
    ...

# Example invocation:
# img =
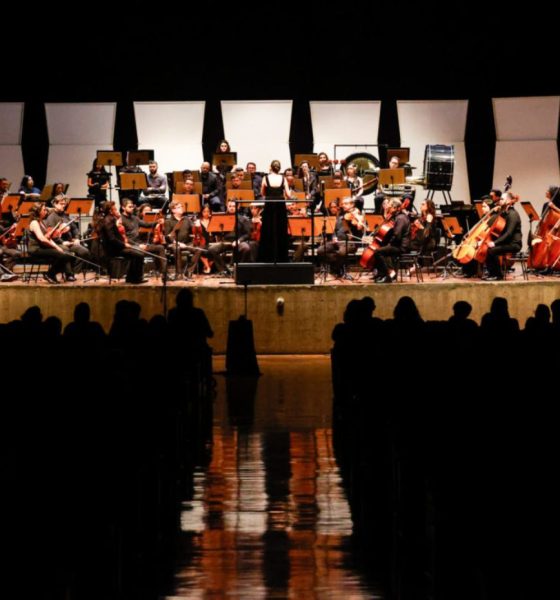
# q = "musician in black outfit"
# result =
<box><xmin>483</xmin><ymin>192</ymin><xmax>522</xmax><ymax>281</ymax></box>
<box><xmin>45</xmin><ymin>195</ymin><xmax>91</xmax><ymax>275</ymax></box>
<box><xmin>87</xmin><ymin>159</ymin><xmax>110</xmax><ymax>207</ymax></box>
<box><xmin>98</xmin><ymin>201</ymin><xmax>146</xmax><ymax>284</ymax></box>
<box><xmin>200</xmin><ymin>161</ymin><xmax>223</xmax><ymax>212</ymax></box>
<box><xmin>120</xmin><ymin>198</ymin><xmax>166</xmax><ymax>275</ymax></box>
<box><xmin>317</xmin><ymin>197</ymin><xmax>365</xmax><ymax>277</ymax></box>
<box><xmin>374</xmin><ymin>198</ymin><xmax>411</xmax><ymax>283</ymax></box>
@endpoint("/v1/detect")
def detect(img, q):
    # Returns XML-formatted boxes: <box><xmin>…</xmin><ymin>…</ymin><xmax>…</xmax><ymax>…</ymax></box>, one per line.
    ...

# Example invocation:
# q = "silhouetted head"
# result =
<box><xmin>361</xmin><ymin>296</ymin><xmax>376</xmax><ymax>315</ymax></box>
<box><xmin>534</xmin><ymin>303</ymin><xmax>551</xmax><ymax>323</ymax></box>
<box><xmin>20</xmin><ymin>305</ymin><xmax>43</xmax><ymax>325</ymax></box>
<box><xmin>74</xmin><ymin>302</ymin><xmax>91</xmax><ymax>323</ymax></box>
<box><xmin>453</xmin><ymin>300</ymin><xmax>472</xmax><ymax>319</ymax></box>
<box><xmin>490</xmin><ymin>297</ymin><xmax>509</xmax><ymax>318</ymax></box>
<box><xmin>176</xmin><ymin>288</ymin><xmax>194</xmax><ymax>310</ymax></box>
<box><xmin>394</xmin><ymin>296</ymin><xmax>422</xmax><ymax>322</ymax></box>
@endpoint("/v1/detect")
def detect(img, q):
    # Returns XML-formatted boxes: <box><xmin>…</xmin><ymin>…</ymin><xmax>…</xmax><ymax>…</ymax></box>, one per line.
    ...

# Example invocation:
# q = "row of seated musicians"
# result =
<box><xmin>0</xmin><ymin>196</ymin><xmax>443</xmax><ymax>283</ymax></box>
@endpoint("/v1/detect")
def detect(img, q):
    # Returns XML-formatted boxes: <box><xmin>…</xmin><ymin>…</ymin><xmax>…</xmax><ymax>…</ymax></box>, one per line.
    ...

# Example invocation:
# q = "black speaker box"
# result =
<box><xmin>235</xmin><ymin>263</ymin><xmax>314</xmax><ymax>285</ymax></box>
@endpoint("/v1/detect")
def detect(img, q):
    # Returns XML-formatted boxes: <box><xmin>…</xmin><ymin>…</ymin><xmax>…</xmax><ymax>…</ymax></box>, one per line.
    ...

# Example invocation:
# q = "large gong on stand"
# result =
<box><xmin>423</xmin><ymin>144</ymin><xmax>455</xmax><ymax>204</ymax></box>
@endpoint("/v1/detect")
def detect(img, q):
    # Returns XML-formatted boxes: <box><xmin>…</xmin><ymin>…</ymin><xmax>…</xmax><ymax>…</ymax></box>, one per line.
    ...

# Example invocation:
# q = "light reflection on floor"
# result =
<box><xmin>166</xmin><ymin>356</ymin><xmax>384</xmax><ymax>599</ymax></box>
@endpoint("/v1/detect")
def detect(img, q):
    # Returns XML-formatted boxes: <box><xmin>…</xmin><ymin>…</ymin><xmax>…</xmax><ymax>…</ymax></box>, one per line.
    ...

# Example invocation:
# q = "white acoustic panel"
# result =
<box><xmin>310</xmin><ymin>101</ymin><xmax>380</xmax><ymax>160</ymax></box>
<box><xmin>0</xmin><ymin>147</ymin><xmax>24</xmax><ymax>192</ymax></box>
<box><xmin>45</xmin><ymin>103</ymin><xmax>116</xmax><ymax>145</ymax></box>
<box><xmin>494</xmin><ymin>140</ymin><xmax>560</xmax><ymax>249</ymax></box>
<box><xmin>46</xmin><ymin>145</ymin><xmax>101</xmax><ymax>199</ymax></box>
<box><xmin>134</xmin><ymin>102</ymin><xmax>205</xmax><ymax>173</ymax></box>
<box><xmin>493</xmin><ymin>96</ymin><xmax>560</xmax><ymax>141</ymax></box>
<box><xmin>397</xmin><ymin>100</ymin><xmax>470</xmax><ymax>202</ymax></box>
<box><xmin>221</xmin><ymin>101</ymin><xmax>292</xmax><ymax>171</ymax></box>
<box><xmin>0</xmin><ymin>103</ymin><xmax>25</xmax><ymax>189</ymax></box>
<box><xmin>0</xmin><ymin>102</ymin><xmax>24</xmax><ymax>144</ymax></box>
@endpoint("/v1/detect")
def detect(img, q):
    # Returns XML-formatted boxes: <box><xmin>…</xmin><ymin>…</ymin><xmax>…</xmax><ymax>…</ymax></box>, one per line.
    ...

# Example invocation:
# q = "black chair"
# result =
<box><xmin>396</xmin><ymin>252</ymin><xmax>423</xmax><ymax>282</ymax></box>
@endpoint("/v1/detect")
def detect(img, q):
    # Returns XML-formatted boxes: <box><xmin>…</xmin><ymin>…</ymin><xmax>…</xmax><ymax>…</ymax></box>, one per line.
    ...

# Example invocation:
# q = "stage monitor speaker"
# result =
<box><xmin>235</xmin><ymin>263</ymin><xmax>314</xmax><ymax>285</ymax></box>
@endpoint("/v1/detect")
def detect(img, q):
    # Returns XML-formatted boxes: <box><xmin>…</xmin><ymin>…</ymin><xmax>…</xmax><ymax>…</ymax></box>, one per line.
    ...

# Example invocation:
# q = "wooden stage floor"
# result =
<box><xmin>1</xmin><ymin>267</ymin><xmax>559</xmax><ymax>353</ymax></box>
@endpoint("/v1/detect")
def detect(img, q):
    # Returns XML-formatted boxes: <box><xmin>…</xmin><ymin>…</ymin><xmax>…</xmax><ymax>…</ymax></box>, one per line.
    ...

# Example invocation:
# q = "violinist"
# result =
<box><xmin>482</xmin><ymin>191</ymin><xmax>522</xmax><ymax>281</ymax></box>
<box><xmin>120</xmin><ymin>199</ymin><xmax>167</xmax><ymax>275</ymax></box>
<box><xmin>98</xmin><ymin>200</ymin><xmax>146</xmax><ymax>284</ymax></box>
<box><xmin>214</xmin><ymin>200</ymin><xmax>253</xmax><ymax>263</ymax></box>
<box><xmin>189</xmin><ymin>205</ymin><xmax>228</xmax><ymax>275</ymax></box>
<box><xmin>45</xmin><ymin>195</ymin><xmax>91</xmax><ymax>277</ymax></box>
<box><xmin>248</xmin><ymin>204</ymin><xmax>262</xmax><ymax>261</ymax></box>
<box><xmin>164</xmin><ymin>201</ymin><xmax>192</xmax><ymax>278</ymax></box>
<box><xmin>0</xmin><ymin>221</ymin><xmax>21</xmax><ymax>280</ymax></box>
<box><xmin>344</xmin><ymin>163</ymin><xmax>364</xmax><ymax>211</ymax></box>
<box><xmin>317</xmin><ymin>197</ymin><xmax>365</xmax><ymax>277</ymax></box>
<box><xmin>297</xmin><ymin>161</ymin><xmax>319</xmax><ymax>210</ymax></box>
<box><xmin>374</xmin><ymin>198</ymin><xmax>410</xmax><ymax>283</ymax></box>
<box><xmin>27</xmin><ymin>202</ymin><xmax>75</xmax><ymax>284</ymax></box>
<box><xmin>410</xmin><ymin>199</ymin><xmax>437</xmax><ymax>254</ymax></box>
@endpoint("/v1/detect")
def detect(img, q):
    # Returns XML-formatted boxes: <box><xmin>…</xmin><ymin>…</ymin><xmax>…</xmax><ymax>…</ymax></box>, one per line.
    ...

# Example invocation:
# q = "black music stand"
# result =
<box><xmin>172</xmin><ymin>193</ymin><xmax>201</xmax><ymax>214</ymax></box>
<box><xmin>379</xmin><ymin>168</ymin><xmax>405</xmax><ymax>194</ymax></box>
<box><xmin>294</xmin><ymin>154</ymin><xmax>320</xmax><ymax>171</ymax></box>
<box><xmin>97</xmin><ymin>150</ymin><xmax>123</xmax><ymax>202</ymax></box>
<box><xmin>212</xmin><ymin>152</ymin><xmax>237</xmax><ymax>173</ymax></box>
<box><xmin>1</xmin><ymin>194</ymin><xmax>20</xmax><ymax>214</ymax></box>
<box><xmin>67</xmin><ymin>199</ymin><xmax>94</xmax><ymax>239</ymax></box>
<box><xmin>120</xmin><ymin>172</ymin><xmax>148</xmax><ymax>204</ymax></box>
<box><xmin>127</xmin><ymin>150</ymin><xmax>154</xmax><ymax>167</ymax></box>
<box><xmin>437</xmin><ymin>216</ymin><xmax>464</xmax><ymax>279</ymax></box>
<box><xmin>387</xmin><ymin>148</ymin><xmax>410</xmax><ymax>165</ymax></box>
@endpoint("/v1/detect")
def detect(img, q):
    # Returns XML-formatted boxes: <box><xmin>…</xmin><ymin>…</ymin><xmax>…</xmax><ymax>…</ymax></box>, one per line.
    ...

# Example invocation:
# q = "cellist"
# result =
<box><xmin>482</xmin><ymin>192</ymin><xmax>522</xmax><ymax>281</ymax></box>
<box><xmin>374</xmin><ymin>198</ymin><xmax>411</xmax><ymax>283</ymax></box>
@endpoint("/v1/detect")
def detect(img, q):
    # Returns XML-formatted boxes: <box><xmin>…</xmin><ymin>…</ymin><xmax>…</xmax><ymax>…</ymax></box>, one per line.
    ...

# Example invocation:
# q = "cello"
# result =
<box><xmin>452</xmin><ymin>176</ymin><xmax>512</xmax><ymax>264</ymax></box>
<box><xmin>528</xmin><ymin>187</ymin><xmax>560</xmax><ymax>270</ymax></box>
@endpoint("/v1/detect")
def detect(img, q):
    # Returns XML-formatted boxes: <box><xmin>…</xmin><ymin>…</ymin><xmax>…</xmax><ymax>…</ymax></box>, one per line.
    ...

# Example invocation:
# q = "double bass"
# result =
<box><xmin>452</xmin><ymin>177</ymin><xmax>512</xmax><ymax>264</ymax></box>
<box><xmin>528</xmin><ymin>187</ymin><xmax>560</xmax><ymax>270</ymax></box>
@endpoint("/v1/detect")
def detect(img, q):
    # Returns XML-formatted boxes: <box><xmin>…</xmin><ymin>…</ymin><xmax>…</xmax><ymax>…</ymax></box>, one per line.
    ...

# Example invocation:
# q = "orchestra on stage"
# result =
<box><xmin>0</xmin><ymin>144</ymin><xmax>558</xmax><ymax>284</ymax></box>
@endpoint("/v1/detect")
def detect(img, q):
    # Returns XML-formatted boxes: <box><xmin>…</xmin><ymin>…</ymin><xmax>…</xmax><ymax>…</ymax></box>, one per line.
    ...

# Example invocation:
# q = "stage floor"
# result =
<box><xmin>1</xmin><ymin>267</ymin><xmax>559</xmax><ymax>353</ymax></box>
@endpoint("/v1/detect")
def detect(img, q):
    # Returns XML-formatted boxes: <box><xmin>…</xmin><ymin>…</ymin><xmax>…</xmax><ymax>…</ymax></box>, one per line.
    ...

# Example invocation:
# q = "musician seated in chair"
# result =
<box><xmin>374</xmin><ymin>198</ymin><xmax>411</xmax><ymax>283</ymax></box>
<box><xmin>98</xmin><ymin>201</ymin><xmax>146</xmax><ymax>284</ymax></box>
<box><xmin>120</xmin><ymin>198</ymin><xmax>166</xmax><ymax>276</ymax></box>
<box><xmin>317</xmin><ymin>197</ymin><xmax>365</xmax><ymax>277</ymax></box>
<box><xmin>45</xmin><ymin>195</ymin><xmax>91</xmax><ymax>276</ymax></box>
<box><xmin>482</xmin><ymin>192</ymin><xmax>521</xmax><ymax>281</ymax></box>
<box><xmin>139</xmin><ymin>160</ymin><xmax>167</xmax><ymax>208</ymax></box>
<box><xmin>27</xmin><ymin>202</ymin><xmax>75</xmax><ymax>284</ymax></box>
<box><xmin>211</xmin><ymin>199</ymin><xmax>253</xmax><ymax>263</ymax></box>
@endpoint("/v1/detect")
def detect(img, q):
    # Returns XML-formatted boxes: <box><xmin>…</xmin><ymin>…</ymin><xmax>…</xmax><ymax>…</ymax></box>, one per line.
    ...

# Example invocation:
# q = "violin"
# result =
<box><xmin>116</xmin><ymin>217</ymin><xmax>129</xmax><ymax>245</ymax></box>
<box><xmin>191</xmin><ymin>222</ymin><xmax>206</xmax><ymax>248</ymax></box>
<box><xmin>45</xmin><ymin>216</ymin><xmax>79</xmax><ymax>241</ymax></box>
<box><xmin>0</xmin><ymin>222</ymin><xmax>18</xmax><ymax>249</ymax></box>
<box><xmin>152</xmin><ymin>219</ymin><xmax>165</xmax><ymax>245</ymax></box>
<box><xmin>250</xmin><ymin>217</ymin><xmax>262</xmax><ymax>242</ymax></box>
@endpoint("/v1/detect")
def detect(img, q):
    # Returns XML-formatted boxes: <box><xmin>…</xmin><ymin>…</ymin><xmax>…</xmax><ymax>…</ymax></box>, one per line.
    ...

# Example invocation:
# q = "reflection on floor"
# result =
<box><xmin>164</xmin><ymin>356</ymin><xmax>384</xmax><ymax>599</ymax></box>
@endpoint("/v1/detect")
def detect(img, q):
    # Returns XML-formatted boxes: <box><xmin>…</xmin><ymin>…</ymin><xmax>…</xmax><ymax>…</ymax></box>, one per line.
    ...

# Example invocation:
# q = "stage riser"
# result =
<box><xmin>1</xmin><ymin>282</ymin><xmax>560</xmax><ymax>354</ymax></box>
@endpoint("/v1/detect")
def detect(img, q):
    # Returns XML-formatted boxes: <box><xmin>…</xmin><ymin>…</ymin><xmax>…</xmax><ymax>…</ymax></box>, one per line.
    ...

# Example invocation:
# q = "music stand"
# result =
<box><xmin>320</xmin><ymin>176</ymin><xmax>334</xmax><ymax>189</ymax></box>
<box><xmin>314</xmin><ymin>215</ymin><xmax>336</xmax><ymax>235</ymax></box>
<box><xmin>39</xmin><ymin>184</ymin><xmax>53</xmax><ymax>202</ymax></box>
<box><xmin>288</xmin><ymin>216</ymin><xmax>313</xmax><ymax>236</ymax></box>
<box><xmin>227</xmin><ymin>189</ymin><xmax>255</xmax><ymax>208</ymax></box>
<box><xmin>294</xmin><ymin>154</ymin><xmax>320</xmax><ymax>170</ymax></box>
<box><xmin>17</xmin><ymin>201</ymin><xmax>36</xmax><ymax>215</ymax></box>
<box><xmin>226</xmin><ymin>180</ymin><xmax>252</xmax><ymax>190</ymax></box>
<box><xmin>379</xmin><ymin>168</ymin><xmax>405</xmax><ymax>189</ymax></box>
<box><xmin>120</xmin><ymin>172</ymin><xmax>148</xmax><ymax>197</ymax></box>
<box><xmin>290</xmin><ymin>192</ymin><xmax>306</xmax><ymax>201</ymax></box>
<box><xmin>138</xmin><ymin>211</ymin><xmax>159</xmax><ymax>234</ymax></box>
<box><xmin>126</xmin><ymin>150</ymin><xmax>154</xmax><ymax>167</ymax></box>
<box><xmin>172</xmin><ymin>193</ymin><xmax>201</xmax><ymax>214</ymax></box>
<box><xmin>473</xmin><ymin>201</ymin><xmax>485</xmax><ymax>219</ymax></box>
<box><xmin>15</xmin><ymin>216</ymin><xmax>31</xmax><ymax>238</ymax></box>
<box><xmin>387</xmin><ymin>148</ymin><xmax>410</xmax><ymax>165</ymax></box>
<box><xmin>324</xmin><ymin>188</ymin><xmax>352</xmax><ymax>205</ymax></box>
<box><xmin>67</xmin><ymin>199</ymin><xmax>94</xmax><ymax>237</ymax></box>
<box><xmin>212</xmin><ymin>152</ymin><xmax>237</xmax><ymax>171</ymax></box>
<box><xmin>441</xmin><ymin>216</ymin><xmax>463</xmax><ymax>239</ymax></box>
<box><xmin>1</xmin><ymin>194</ymin><xmax>21</xmax><ymax>213</ymax></box>
<box><xmin>292</xmin><ymin>178</ymin><xmax>304</xmax><ymax>192</ymax></box>
<box><xmin>521</xmin><ymin>201</ymin><xmax>540</xmax><ymax>222</ymax></box>
<box><xmin>365</xmin><ymin>214</ymin><xmax>383</xmax><ymax>231</ymax></box>
<box><xmin>208</xmin><ymin>214</ymin><xmax>235</xmax><ymax>235</ymax></box>
<box><xmin>97</xmin><ymin>151</ymin><xmax>123</xmax><ymax>203</ymax></box>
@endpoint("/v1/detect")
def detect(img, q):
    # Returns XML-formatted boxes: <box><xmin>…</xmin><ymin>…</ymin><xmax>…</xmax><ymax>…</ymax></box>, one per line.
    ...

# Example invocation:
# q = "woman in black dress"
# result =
<box><xmin>258</xmin><ymin>160</ymin><xmax>291</xmax><ymax>263</ymax></box>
